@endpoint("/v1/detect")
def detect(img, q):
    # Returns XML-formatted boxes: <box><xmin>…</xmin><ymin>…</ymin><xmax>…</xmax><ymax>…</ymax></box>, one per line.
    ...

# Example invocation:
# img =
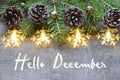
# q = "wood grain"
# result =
<box><xmin>0</xmin><ymin>0</ymin><xmax>120</xmax><ymax>80</ymax></box>
<box><xmin>0</xmin><ymin>21</ymin><xmax>120</xmax><ymax>80</ymax></box>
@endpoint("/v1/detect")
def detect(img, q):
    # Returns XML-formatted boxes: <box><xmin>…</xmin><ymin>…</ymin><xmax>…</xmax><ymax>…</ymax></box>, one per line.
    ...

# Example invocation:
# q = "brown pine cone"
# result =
<box><xmin>104</xmin><ymin>9</ymin><xmax>120</xmax><ymax>28</ymax></box>
<box><xmin>64</xmin><ymin>8</ymin><xmax>84</xmax><ymax>29</ymax></box>
<box><xmin>28</xmin><ymin>4</ymin><xmax>48</xmax><ymax>25</ymax></box>
<box><xmin>2</xmin><ymin>6</ymin><xmax>23</xmax><ymax>29</ymax></box>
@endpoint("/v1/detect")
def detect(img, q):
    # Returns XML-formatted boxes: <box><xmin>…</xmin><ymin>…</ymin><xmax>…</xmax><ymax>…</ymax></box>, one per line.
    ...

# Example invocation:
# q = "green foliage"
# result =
<box><xmin>20</xmin><ymin>18</ymin><xmax>35</xmax><ymax>37</ymax></box>
<box><xmin>47</xmin><ymin>2</ymin><xmax>70</xmax><ymax>43</ymax></box>
<box><xmin>0</xmin><ymin>0</ymin><xmax>120</xmax><ymax>43</ymax></box>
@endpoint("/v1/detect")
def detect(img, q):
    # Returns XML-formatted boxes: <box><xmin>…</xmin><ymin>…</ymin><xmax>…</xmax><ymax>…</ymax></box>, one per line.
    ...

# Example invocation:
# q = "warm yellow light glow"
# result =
<box><xmin>97</xmin><ymin>28</ymin><xmax>119</xmax><ymax>46</ymax></box>
<box><xmin>67</xmin><ymin>28</ymin><xmax>90</xmax><ymax>48</ymax></box>
<box><xmin>1</xmin><ymin>30</ymin><xmax>25</xmax><ymax>48</ymax></box>
<box><xmin>31</xmin><ymin>29</ymin><xmax>53</xmax><ymax>47</ymax></box>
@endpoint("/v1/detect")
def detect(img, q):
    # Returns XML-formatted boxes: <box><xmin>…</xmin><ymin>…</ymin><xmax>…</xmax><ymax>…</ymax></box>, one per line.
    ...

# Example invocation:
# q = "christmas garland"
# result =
<box><xmin>0</xmin><ymin>0</ymin><xmax>120</xmax><ymax>48</ymax></box>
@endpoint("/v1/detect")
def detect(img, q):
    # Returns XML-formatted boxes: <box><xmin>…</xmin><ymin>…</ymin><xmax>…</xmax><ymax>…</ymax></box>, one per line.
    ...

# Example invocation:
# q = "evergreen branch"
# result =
<box><xmin>24</xmin><ymin>24</ymin><xmax>31</xmax><ymax>32</ymax></box>
<box><xmin>20</xmin><ymin>18</ymin><xmax>35</xmax><ymax>37</ymax></box>
<box><xmin>56</xmin><ymin>19</ymin><xmax>61</xmax><ymax>33</ymax></box>
<box><xmin>101</xmin><ymin>0</ymin><xmax>114</xmax><ymax>9</ymax></box>
<box><xmin>0</xmin><ymin>0</ymin><xmax>120</xmax><ymax>42</ymax></box>
<box><xmin>61</xmin><ymin>2</ymin><xmax>76</xmax><ymax>8</ymax></box>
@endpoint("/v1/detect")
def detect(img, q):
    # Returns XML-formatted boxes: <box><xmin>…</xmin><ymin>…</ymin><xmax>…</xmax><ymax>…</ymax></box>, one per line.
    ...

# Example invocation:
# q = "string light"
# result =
<box><xmin>1</xmin><ymin>30</ymin><xmax>25</xmax><ymax>48</ymax></box>
<box><xmin>31</xmin><ymin>29</ymin><xmax>53</xmax><ymax>47</ymax></box>
<box><xmin>97</xmin><ymin>28</ymin><xmax>119</xmax><ymax>46</ymax></box>
<box><xmin>1</xmin><ymin>28</ymin><xmax>120</xmax><ymax>48</ymax></box>
<box><xmin>67</xmin><ymin>28</ymin><xmax>90</xmax><ymax>48</ymax></box>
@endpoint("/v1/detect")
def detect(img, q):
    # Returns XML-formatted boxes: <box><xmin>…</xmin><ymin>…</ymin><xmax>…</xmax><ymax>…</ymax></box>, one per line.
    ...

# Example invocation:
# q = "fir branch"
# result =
<box><xmin>48</xmin><ymin>17</ymin><xmax>68</xmax><ymax>43</ymax></box>
<box><xmin>20</xmin><ymin>18</ymin><xmax>35</xmax><ymax>37</ymax></box>
<box><xmin>56</xmin><ymin>19</ymin><xmax>61</xmax><ymax>33</ymax></box>
<box><xmin>47</xmin><ymin>2</ymin><xmax>69</xmax><ymax>43</ymax></box>
<box><xmin>0</xmin><ymin>0</ymin><xmax>120</xmax><ymax>41</ymax></box>
<box><xmin>100</xmin><ymin>0</ymin><xmax>114</xmax><ymax>9</ymax></box>
<box><xmin>60</xmin><ymin>2</ymin><xmax>76</xmax><ymax>8</ymax></box>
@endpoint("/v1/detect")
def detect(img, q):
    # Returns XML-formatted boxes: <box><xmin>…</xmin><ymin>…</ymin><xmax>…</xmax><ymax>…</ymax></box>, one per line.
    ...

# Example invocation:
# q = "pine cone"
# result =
<box><xmin>2</xmin><ymin>6</ymin><xmax>23</xmax><ymax>29</ymax></box>
<box><xmin>104</xmin><ymin>9</ymin><xmax>120</xmax><ymax>28</ymax></box>
<box><xmin>28</xmin><ymin>4</ymin><xmax>48</xmax><ymax>25</ymax></box>
<box><xmin>64</xmin><ymin>8</ymin><xmax>84</xmax><ymax>28</ymax></box>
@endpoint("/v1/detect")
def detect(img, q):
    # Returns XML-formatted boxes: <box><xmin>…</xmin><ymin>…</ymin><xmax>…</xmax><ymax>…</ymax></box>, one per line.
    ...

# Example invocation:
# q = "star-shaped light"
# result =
<box><xmin>31</xmin><ymin>29</ymin><xmax>53</xmax><ymax>47</ymax></box>
<box><xmin>1</xmin><ymin>30</ymin><xmax>25</xmax><ymax>48</ymax></box>
<box><xmin>97</xmin><ymin>28</ymin><xmax>119</xmax><ymax>46</ymax></box>
<box><xmin>66</xmin><ymin>28</ymin><xmax>90</xmax><ymax>48</ymax></box>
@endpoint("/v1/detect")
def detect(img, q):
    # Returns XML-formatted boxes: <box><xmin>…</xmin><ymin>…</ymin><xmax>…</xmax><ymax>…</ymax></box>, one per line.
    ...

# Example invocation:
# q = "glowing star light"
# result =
<box><xmin>67</xmin><ymin>28</ymin><xmax>90</xmax><ymax>48</ymax></box>
<box><xmin>31</xmin><ymin>29</ymin><xmax>53</xmax><ymax>47</ymax></box>
<box><xmin>1</xmin><ymin>30</ymin><xmax>25</xmax><ymax>48</ymax></box>
<box><xmin>97</xmin><ymin>28</ymin><xmax>119</xmax><ymax>46</ymax></box>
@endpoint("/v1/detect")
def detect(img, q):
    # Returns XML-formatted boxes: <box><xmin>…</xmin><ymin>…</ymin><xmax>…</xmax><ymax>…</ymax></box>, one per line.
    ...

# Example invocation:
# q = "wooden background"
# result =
<box><xmin>0</xmin><ymin>20</ymin><xmax>120</xmax><ymax>80</ymax></box>
<box><xmin>0</xmin><ymin>1</ymin><xmax>120</xmax><ymax>80</ymax></box>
